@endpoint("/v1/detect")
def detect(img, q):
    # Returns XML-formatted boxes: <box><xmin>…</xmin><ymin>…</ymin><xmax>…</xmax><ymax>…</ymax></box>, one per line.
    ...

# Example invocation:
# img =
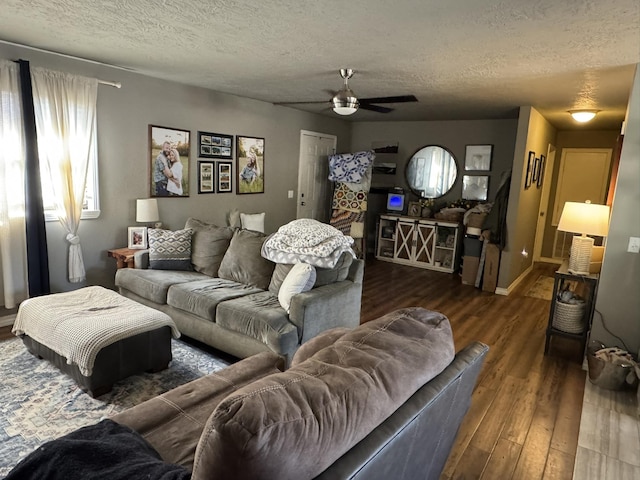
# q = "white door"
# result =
<box><xmin>550</xmin><ymin>148</ymin><xmax>612</xmax><ymax>258</ymax></box>
<box><xmin>297</xmin><ymin>130</ymin><xmax>337</xmax><ymax>221</ymax></box>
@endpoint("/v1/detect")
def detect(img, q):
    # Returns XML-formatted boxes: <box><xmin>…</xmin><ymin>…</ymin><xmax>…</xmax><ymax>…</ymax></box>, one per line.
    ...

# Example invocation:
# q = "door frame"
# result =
<box><xmin>296</xmin><ymin>130</ymin><xmax>337</xmax><ymax>220</ymax></box>
<box><xmin>533</xmin><ymin>144</ymin><xmax>557</xmax><ymax>263</ymax></box>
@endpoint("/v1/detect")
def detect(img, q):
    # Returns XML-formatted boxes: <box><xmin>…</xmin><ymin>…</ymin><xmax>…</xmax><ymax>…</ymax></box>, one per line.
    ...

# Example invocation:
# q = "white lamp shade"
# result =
<box><xmin>557</xmin><ymin>201</ymin><xmax>610</xmax><ymax>237</ymax></box>
<box><xmin>557</xmin><ymin>201</ymin><xmax>610</xmax><ymax>275</ymax></box>
<box><xmin>136</xmin><ymin>198</ymin><xmax>159</xmax><ymax>223</ymax></box>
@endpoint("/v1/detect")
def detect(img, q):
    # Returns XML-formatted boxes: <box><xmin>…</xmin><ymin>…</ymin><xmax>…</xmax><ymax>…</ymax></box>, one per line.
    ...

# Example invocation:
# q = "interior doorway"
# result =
<box><xmin>538</xmin><ymin>147</ymin><xmax>612</xmax><ymax>261</ymax></box>
<box><xmin>296</xmin><ymin>130</ymin><xmax>337</xmax><ymax>222</ymax></box>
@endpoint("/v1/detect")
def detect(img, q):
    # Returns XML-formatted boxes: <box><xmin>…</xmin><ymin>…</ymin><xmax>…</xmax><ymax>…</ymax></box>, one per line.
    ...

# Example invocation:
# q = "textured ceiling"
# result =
<box><xmin>1</xmin><ymin>0</ymin><xmax>638</xmax><ymax>129</ymax></box>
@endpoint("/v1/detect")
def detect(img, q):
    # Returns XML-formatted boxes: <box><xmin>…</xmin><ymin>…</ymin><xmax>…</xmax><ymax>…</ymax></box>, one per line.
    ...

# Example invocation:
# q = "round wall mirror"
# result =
<box><xmin>405</xmin><ymin>145</ymin><xmax>458</xmax><ymax>198</ymax></box>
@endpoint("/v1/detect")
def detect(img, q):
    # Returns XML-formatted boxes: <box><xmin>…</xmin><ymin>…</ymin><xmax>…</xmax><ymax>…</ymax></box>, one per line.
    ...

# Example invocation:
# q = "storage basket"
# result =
<box><xmin>552</xmin><ymin>301</ymin><xmax>585</xmax><ymax>334</ymax></box>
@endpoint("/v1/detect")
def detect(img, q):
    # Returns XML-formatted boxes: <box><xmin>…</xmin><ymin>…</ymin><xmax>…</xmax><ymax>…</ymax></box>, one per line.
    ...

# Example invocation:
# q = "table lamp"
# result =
<box><xmin>557</xmin><ymin>200</ymin><xmax>610</xmax><ymax>275</ymax></box>
<box><xmin>136</xmin><ymin>198</ymin><xmax>161</xmax><ymax>228</ymax></box>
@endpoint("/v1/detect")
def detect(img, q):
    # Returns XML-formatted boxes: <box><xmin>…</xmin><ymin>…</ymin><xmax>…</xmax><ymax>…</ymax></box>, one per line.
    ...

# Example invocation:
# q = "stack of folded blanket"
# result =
<box><xmin>261</xmin><ymin>219</ymin><xmax>355</xmax><ymax>268</ymax></box>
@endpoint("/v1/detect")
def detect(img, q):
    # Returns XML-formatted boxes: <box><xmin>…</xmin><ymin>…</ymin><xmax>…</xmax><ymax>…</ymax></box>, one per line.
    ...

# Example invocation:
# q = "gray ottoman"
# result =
<box><xmin>12</xmin><ymin>286</ymin><xmax>180</xmax><ymax>397</ymax></box>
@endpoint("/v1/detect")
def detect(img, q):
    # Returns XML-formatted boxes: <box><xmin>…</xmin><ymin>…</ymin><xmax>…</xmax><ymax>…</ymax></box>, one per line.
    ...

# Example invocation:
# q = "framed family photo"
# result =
<box><xmin>236</xmin><ymin>136</ymin><xmax>264</xmax><ymax>194</ymax></box>
<box><xmin>217</xmin><ymin>161</ymin><xmax>233</xmax><ymax>193</ymax></box>
<box><xmin>128</xmin><ymin>226</ymin><xmax>148</xmax><ymax>249</ymax></box>
<box><xmin>198</xmin><ymin>131</ymin><xmax>233</xmax><ymax>159</ymax></box>
<box><xmin>462</xmin><ymin>175</ymin><xmax>489</xmax><ymax>201</ymax></box>
<box><xmin>149</xmin><ymin>125</ymin><xmax>190</xmax><ymax>198</ymax></box>
<box><xmin>198</xmin><ymin>161</ymin><xmax>215</xmax><ymax>194</ymax></box>
<box><xmin>524</xmin><ymin>151</ymin><xmax>535</xmax><ymax>189</ymax></box>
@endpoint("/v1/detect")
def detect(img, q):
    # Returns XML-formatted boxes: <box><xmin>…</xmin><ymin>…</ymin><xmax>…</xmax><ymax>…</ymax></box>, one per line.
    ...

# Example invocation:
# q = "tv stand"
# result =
<box><xmin>375</xmin><ymin>214</ymin><xmax>462</xmax><ymax>273</ymax></box>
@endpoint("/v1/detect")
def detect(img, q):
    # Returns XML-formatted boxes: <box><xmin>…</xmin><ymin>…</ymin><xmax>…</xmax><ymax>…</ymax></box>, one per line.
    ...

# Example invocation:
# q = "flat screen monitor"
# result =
<box><xmin>387</xmin><ymin>193</ymin><xmax>405</xmax><ymax>213</ymax></box>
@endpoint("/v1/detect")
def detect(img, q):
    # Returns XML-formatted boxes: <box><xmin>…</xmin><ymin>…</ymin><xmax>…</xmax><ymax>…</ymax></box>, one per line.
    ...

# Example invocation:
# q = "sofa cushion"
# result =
<box><xmin>278</xmin><ymin>263</ymin><xmax>316</xmax><ymax>313</ymax></box>
<box><xmin>148</xmin><ymin>228</ymin><xmax>193</xmax><ymax>271</ymax></box>
<box><xmin>167</xmin><ymin>278</ymin><xmax>263</xmax><ymax>321</ymax></box>
<box><xmin>218</xmin><ymin>229</ymin><xmax>274</xmax><ymax>290</ymax></box>
<box><xmin>240</xmin><ymin>212</ymin><xmax>265</xmax><ymax>233</ymax></box>
<box><xmin>215</xmin><ymin>291</ymin><xmax>299</xmax><ymax>355</ymax></box>
<box><xmin>268</xmin><ymin>251</ymin><xmax>353</xmax><ymax>293</ymax></box>
<box><xmin>290</xmin><ymin>326</ymin><xmax>351</xmax><ymax>367</ymax></box>
<box><xmin>193</xmin><ymin>307</ymin><xmax>455</xmax><ymax>480</ymax></box>
<box><xmin>115</xmin><ymin>268</ymin><xmax>208</xmax><ymax>304</ymax></box>
<box><xmin>112</xmin><ymin>352</ymin><xmax>284</xmax><ymax>470</ymax></box>
<box><xmin>185</xmin><ymin>218</ymin><xmax>235</xmax><ymax>277</ymax></box>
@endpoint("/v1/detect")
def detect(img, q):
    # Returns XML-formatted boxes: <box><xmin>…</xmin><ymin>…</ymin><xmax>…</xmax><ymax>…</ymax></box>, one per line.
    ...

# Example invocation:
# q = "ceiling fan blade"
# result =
<box><xmin>360</xmin><ymin>95</ymin><xmax>418</xmax><ymax>104</ymax></box>
<box><xmin>274</xmin><ymin>100</ymin><xmax>330</xmax><ymax>105</ymax></box>
<box><xmin>359</xmin><ymin>103</ymin><xmax>394</xmax><ymax>113</ymax></box>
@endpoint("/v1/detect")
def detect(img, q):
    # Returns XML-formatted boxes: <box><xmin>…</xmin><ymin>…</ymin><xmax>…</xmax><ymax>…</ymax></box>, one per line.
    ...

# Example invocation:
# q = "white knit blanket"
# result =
<box><xmin>261</xmin><ymin>219</ymin><xmax>355</xmax><ymax>268</ymax></box>
<box><xmin>12</xmin><ymin>286</ymin><xmax>180</xmax><ymax>376</ymax></box>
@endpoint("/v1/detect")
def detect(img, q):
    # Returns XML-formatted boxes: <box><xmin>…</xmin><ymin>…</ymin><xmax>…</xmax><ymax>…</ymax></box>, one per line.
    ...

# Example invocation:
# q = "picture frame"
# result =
<box><xmin>128</xmin><ymin>226</ymin><xmax>148</xmax><ymax>249</ymax></box>
<box><xmin>217</xmin><ymin>161</ymin><xmax>233</xmax><ymax>193</ymax></box>
<box><xmin>408</xmin><ymin>201</ymin><xmax>421</xmax><ymax>217</ymax></box>
<box><xmin>462</xmin><ymin>175</ymin><xmax>489</xmax><ymax>201</ymax></box>
<box><xmin>465</xmin><ymin>145</ymin><xmax>493</xmax><ymax>171</ymax></box>
<box><xmin>236</xmin><ymin>136</ymin><xmax>265</xmax><ymax>194</ymax></box>
<box><xmin>149</xmin><ymin>125</ymin><xmax>190</xmax><ymax>198</ymax></box>
<box><xmin>537</xmin><ymin>154</ymin><xmax>546</xmax><ymax>188</ymax></box>
<box><xmin>524</xmin><ymin>151</ymin><xmax>535</xmax><ymax>189</ymax></box>
<box><xmin>198</xmin><ymin>131</ymin><xmax>233</xmax><ymax>159</ymax></box>
<box><xmin>532</xmin><ymin>157</ymin><xmax>541</xmax><ymax>183</ymax></box>
<box><xmin>198</xmin><ymin>161</ymin><xmax>215</xmax><ymax>194</ymax></box>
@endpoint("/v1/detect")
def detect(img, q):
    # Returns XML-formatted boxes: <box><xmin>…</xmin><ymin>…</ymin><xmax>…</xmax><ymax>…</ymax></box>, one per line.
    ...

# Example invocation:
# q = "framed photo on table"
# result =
<box><xmin>128</xmin><ymin>226</ymin><xmax>148</xmax><ymax>249</ymax></box>
<box><xmin>198</xmin><ymin>131</ymin><xmax>233</xmax><ymax>159</ymax></box>
<box><xmin>149</xmin><ymin>125</ymin><xmax>190</xmax><ymax>198</ymax></box>
<box><xmin>198</xmin><ymin>161</ymin><xmax>215</xmax><ymax>194</ymax></box>
<box><xmin>217</xmin><ymin>161</ymin><xmax>233</xmax><ymax>193</ymax></box>
<box><xmin>464</xmin><ymin>145</ymin><xmax>493</xmax><ymax>171</ymax></box>
<box><xmin>236</xmin><ymin>136</ymin><xmax>265</xmax><ymax>194</ymax></box>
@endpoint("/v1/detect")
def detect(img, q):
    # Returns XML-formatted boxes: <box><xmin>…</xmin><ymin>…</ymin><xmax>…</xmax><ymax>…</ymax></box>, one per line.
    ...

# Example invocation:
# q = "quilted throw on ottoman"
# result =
<box><xmin>12</xmin><ymin>286</ymin><xmax>180</xmax><ymax>376</ymax></box>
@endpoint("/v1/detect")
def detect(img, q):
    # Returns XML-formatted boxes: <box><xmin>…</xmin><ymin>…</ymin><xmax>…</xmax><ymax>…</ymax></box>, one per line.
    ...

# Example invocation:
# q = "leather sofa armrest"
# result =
<box><xmin>134</xmin><ymin>250</ymin><xmax>149</xmax><ymax>269</ymax></box>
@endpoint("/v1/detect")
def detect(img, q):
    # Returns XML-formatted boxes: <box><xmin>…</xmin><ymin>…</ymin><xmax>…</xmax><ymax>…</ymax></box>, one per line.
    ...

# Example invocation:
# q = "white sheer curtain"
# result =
<box><xmin>30</xmin><ymin>68</ymin><xmax>98</xmax><ymax>283</ymax></box>
<box><xmin>0</xmin><ymin>60</ymin><xmax>28</xmax><ymax>308</ymax></box>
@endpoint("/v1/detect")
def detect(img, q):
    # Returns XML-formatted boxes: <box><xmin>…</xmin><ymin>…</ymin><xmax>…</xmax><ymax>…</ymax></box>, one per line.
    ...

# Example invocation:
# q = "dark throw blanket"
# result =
<box><xmin>5</xmin><ymin>419</ymin><xmax>190</xmax><ymax>480</ymax></box>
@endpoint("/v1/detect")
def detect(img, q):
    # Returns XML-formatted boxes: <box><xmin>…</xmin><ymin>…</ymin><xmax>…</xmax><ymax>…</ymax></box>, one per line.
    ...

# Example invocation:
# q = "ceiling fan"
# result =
<box><xmin>276</xmin><ymin>69</ymin><xmax>418</xmax><ymax>115</ymax></box>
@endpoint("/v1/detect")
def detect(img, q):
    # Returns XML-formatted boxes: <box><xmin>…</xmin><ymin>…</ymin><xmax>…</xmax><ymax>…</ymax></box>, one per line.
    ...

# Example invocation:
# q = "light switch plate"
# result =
<box><xmin>288</xmin><ymin>190</ymin><xmax>294</xmax><ymax>199</ymax></box>
<box><xmin>628</xmin><ymin>237</ymin><xmax>640</xmax><ymax>253</ymax></box>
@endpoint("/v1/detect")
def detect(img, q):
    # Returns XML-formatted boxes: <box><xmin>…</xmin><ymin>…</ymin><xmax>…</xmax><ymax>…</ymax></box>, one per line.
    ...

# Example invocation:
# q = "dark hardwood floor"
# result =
<box><xmin>361</xmin><ymin>258</ymin><xmax>584</xmax><ymax>480</ymax></box>
<box><xmin>0</xmin><ymin>258</ymin><xmax>583</xmax><ymax>479</ymax></box>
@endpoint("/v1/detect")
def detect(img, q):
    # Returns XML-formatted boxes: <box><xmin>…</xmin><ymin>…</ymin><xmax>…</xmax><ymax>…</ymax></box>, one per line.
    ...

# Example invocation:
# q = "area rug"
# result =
<box><xmin>525</xmin><ymin>275</ymin><xmax>555</xmax><ymax>300</ymax></box>
<box><xmin>0</xmin><ymin>336</ymin><xmax>231</xmax><ymax>476</ymax></box>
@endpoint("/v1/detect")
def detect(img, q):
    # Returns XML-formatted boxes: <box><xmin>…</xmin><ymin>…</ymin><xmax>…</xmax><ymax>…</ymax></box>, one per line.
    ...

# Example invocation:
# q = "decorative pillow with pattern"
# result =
<box><xmin>148</xmin><ymin>228</ymin><xmax>193</xmax><ymax>271</ymax></box>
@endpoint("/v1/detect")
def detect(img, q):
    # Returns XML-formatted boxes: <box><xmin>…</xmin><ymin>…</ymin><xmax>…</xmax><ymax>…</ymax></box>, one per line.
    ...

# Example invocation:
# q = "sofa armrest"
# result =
<box><xmin>134</xmin><ymin>250</ymin><xmax>149</xmax><ymax>269</ymax></box>
<box><xmin>289</xmin><ymin>276</ymin><xmax>363</xmax><ymax>345</ymax></box>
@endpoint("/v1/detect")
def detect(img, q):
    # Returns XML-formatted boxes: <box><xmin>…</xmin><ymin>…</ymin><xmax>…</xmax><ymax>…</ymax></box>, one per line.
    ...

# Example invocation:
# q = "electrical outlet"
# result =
<box><xmin>628</xmin><ymin>236</ymin><xmax>640</xmax><ymax>253</ymax></box>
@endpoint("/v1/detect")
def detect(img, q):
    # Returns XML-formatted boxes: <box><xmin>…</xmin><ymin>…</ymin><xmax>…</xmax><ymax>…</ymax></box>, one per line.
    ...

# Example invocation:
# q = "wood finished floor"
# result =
<box><xmin>360</xmin><ymin>258</ymin><xmax>584</xmax><ymax>480</ymax></box>
<box><xmin>0</xmin><ymin>259</ymin><xmax>584</xmax><ymax>479</ymax></box>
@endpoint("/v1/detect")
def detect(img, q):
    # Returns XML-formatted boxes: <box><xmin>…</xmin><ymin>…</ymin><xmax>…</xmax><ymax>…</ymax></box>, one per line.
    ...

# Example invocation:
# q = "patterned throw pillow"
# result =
<box><xmin>148</xmin><ymin>228</ymin><xmax>193</xmax><ymax>271</ymax></box>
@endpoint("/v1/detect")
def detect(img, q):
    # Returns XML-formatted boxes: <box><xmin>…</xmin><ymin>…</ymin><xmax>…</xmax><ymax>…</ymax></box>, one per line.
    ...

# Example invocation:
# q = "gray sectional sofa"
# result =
<box><xmin>115</xmin><ymin>218</ymin><xmax>364</xmax><ymax>364</ymax></box>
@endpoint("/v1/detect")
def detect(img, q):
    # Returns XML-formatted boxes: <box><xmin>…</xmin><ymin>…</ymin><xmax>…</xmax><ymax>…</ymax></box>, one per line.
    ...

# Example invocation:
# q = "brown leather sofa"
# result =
<box><xmin>6</xmin><ymin>308</ymin><xmax>488</xmax><ymax>480</ymax></box>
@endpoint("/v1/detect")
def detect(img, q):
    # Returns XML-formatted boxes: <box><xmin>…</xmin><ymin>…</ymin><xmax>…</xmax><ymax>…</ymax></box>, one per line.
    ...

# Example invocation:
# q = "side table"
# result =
<box><xmin>107</xmin><ymin>248</ymin><xmax>142</xmax><ymax>269</ymax></box>
<box><xmin>544</xmin><ymin>260</ymin><xmax>599</xmax><ymax>359</ymax></box>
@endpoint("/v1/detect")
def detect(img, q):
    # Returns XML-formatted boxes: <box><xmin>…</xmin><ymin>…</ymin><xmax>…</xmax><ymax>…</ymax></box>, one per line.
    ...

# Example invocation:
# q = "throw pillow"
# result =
<box><xmin>185</xmin><ymin>218</ymin><xmax>235</xmax><ymax>277</ymax></box>
<box><xmin>277</xmin><ymin>263</ymin><xmax>316</xmax><ymax>313</ymax></box>
<box><xmin>148</xmin><ymin>228</ymin><xmax>193</xmax><ymax>271</ymax></box>
<box><xmin>268</xmin><ymin>251</ymin><xmax>354</xmax><ymax>293</ymax></box>
<box><xmin>218</xmin><ymin>229</ymin><xmax>275</xmax><ymax>290</ymax></box>
<box><xmin>240</xmin><ymin>212</ymin><xmax>265</xmax><ymax>233</ymax></box>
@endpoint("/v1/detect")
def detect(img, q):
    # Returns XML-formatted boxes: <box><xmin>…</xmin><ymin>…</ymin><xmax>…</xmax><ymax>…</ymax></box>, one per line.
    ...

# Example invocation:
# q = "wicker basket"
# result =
<box><xmin>552</xmin><ymin>301</ymin><xmax>586</xmax><ymax>334</ymax></box>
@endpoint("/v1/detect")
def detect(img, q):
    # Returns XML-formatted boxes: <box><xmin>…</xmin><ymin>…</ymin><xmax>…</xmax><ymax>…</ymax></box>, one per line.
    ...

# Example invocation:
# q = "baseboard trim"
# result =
<box><xmin>495</xmin><ymin>264</ymin><xmax>534</xmax><ymax>297</ymax></box>
<box><xmin>0</xmin><ymin>315</ymin><xmax>16</xmax><ymax>327</ymax></box>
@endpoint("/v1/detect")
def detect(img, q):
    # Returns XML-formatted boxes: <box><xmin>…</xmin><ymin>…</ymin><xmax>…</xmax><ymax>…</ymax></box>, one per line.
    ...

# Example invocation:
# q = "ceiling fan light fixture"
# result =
<box><xmin>569</xmin><ymin>109</ymin><xmax>599</xmax><ymax>123</ymax></box>
<box><xmin>332</xmin><ymin>88</ymin><xmax>359</xmax><ymax>115</ymax></box>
